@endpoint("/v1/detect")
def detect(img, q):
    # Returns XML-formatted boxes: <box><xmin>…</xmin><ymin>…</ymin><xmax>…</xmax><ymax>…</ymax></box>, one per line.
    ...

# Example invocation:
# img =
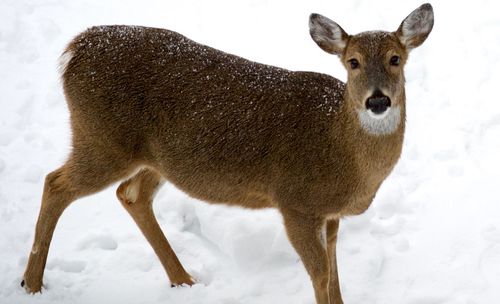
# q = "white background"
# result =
<box><xmin>1</xmin><ymin>0</ymin><xmax>500</xmax><ymax>303</ymax></box>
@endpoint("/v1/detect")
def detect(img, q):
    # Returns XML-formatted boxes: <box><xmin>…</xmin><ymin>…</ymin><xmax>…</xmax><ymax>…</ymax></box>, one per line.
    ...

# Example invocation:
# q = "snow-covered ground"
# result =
<box><xmin>1</xmin><ymin>0</ymin><xmax>500</xmax><ymax>303</ymax></box>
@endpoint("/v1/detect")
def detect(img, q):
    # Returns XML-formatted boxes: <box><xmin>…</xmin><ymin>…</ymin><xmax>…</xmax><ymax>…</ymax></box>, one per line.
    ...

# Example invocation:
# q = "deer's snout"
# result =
<box><xmin>365</xmin><ymin>92</ymin><xmax>391</xmax><ymax>115</ymax></box>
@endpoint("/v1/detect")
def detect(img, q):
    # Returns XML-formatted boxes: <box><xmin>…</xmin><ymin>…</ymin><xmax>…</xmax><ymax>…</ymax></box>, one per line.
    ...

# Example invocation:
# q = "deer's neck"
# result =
<box><xmin>339</xmin><ymin>93</ymin><xmax>406</xmax><ymax>179</ymax></box>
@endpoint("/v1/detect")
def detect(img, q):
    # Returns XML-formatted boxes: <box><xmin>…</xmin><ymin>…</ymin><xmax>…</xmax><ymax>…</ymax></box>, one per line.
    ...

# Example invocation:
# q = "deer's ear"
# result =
<box><xmin>396</xmin><ymin>3</ymin><xmax>434</xmax><ymax>50</ymax></box>
<box><xmin>309</xmin><ymin>13</ymin><xmax>348</xmax><ymax>55</ymax></box>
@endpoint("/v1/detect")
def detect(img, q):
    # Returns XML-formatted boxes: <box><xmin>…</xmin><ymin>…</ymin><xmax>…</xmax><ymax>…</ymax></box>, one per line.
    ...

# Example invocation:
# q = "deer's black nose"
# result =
<box><xmin>366</xmin><ymin>92</ymin><xmax>391</xmax><ymax>114</ymax></box>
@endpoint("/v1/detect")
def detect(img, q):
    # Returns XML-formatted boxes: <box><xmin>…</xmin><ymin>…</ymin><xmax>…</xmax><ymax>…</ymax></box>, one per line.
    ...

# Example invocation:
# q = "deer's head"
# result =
<box><xmin>309</xmin><ymin>3</ymin><xmax>433</xmax><ymax>135</ymax></box>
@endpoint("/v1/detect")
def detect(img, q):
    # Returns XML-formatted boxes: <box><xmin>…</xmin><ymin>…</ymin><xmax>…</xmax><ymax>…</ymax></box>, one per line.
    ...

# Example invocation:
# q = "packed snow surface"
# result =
<box><xmin>1</xmin><ymin>0</ymin><xmax>500</xmax><ymax>303</ymax></box>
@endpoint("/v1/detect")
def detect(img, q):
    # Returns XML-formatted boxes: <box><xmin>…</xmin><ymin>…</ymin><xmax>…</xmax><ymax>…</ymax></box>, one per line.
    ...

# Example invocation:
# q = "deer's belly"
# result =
<box><xmin>160</xmin><ymin>167</ymin><xmax>276</xmax><ymax>209</ymax></box>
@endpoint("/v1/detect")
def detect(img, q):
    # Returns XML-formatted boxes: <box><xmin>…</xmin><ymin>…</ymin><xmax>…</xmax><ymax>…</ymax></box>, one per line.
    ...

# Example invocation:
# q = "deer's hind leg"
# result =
<box><xmin>22</xmin><ymin>148</ymin><xmax>138</xmax><ymax>293</ymax></box>
<box><xmin>116</xmin><ymin>168</ymin><xmax>194</xmax><ymax>287</ymax></box>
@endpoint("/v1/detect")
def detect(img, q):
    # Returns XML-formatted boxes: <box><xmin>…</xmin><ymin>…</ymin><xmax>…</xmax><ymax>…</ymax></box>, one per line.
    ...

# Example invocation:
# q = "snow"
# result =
<box><xmin>1</xmin><ymin>0</ymin><xmax>500</xmax><ymax>303</ymax></box>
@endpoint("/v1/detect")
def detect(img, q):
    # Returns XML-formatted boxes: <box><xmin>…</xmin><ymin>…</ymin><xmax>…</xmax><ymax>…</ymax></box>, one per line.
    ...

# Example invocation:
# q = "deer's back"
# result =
<box><xmin>62</xmin><ymin>25</ymin><xmax>346</xmax><ymax>206</ymax></box>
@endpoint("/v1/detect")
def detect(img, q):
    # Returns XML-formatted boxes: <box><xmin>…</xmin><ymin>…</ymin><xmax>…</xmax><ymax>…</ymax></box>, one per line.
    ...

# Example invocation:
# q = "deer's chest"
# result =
<box><xmin>340</xmin><ymin>146</ymin><xmax>401</xmax><ymax>216</ymax></box>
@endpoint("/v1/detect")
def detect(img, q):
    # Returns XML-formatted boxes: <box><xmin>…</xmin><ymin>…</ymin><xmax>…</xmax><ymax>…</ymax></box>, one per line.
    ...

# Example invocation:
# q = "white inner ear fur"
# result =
<box><xmin>357</xmin><ymin>106</ymin><xmax>402</xmax><ymax>136</ymax></box>
<box><xmin>400</xmin><ymin>8</ymin><xmax>433</xmax><ymax>47</ymax></box>
<box><xmin>331</xmin><ymin>27</ymin><xmax>346</xmax><ymax>49</ymax></box>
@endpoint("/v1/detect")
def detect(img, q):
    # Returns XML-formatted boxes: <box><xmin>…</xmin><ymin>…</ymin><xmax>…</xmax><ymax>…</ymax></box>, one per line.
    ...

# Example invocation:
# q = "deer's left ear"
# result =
<box><xmin>396</xmin><ymin>3</ymin><xmax>434</xmax><ymax>50</ymax></box>
<box><xmin>309</xmin><ymin>13</ymin><xmax>349</xmax><ymax>55</ymax></box>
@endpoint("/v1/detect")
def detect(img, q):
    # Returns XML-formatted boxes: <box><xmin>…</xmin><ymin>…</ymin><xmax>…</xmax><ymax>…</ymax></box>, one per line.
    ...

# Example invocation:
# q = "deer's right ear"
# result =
<box><xmin>396</xmin><ymin>3</ymin><xmax>434</xmax><ymax>50</ymax></box>
<box><xmin>309</xmin><ymin>13</ymin><xmax>348</xmax><ymax>56</ymax></box>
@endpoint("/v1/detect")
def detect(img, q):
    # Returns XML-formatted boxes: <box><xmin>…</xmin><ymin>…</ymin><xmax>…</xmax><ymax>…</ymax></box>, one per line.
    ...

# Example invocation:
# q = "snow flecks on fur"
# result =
<box><xmin>354</xmin><ymin>31</ymin><xmax>392</xmax><ymax>53</ymax></box>
<box><xmin>70</xmin><ymin>24</ymin><xmax>345</xmax><ymax>121</ymax></box>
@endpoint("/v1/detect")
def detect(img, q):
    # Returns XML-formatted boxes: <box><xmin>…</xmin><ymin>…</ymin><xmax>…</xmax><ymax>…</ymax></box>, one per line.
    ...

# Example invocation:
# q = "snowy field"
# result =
<box><xmin>1</xmin><ymin>0</ymin><xmax>500</xmax><ymax>303</ymax></box>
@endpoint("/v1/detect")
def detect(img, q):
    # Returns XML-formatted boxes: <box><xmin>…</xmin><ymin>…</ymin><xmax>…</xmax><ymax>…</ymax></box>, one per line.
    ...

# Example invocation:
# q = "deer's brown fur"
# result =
<box><xmin>22</xmin><ymin>4</ymin><xmax>433</xmax><ymax>304</ymax></box>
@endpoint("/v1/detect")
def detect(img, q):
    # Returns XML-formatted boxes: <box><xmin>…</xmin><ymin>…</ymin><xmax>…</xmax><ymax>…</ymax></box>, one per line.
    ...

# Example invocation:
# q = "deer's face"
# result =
<box><xmin>309</xmin><ymin>3</ymin><xmax>434</xmax><ymax>134</ymax></box>
<box><xmin>342</xmin><ymin>32</ymin><xmax>407</xmax><ymax>115</ymax></box>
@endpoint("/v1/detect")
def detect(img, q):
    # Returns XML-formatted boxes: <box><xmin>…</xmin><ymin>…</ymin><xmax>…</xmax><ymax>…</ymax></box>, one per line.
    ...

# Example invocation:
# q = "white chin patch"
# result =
<box><xmin>357</xmin><ymin>106</ymin><xmax>401</xmax><ymax>136</ymax></box>
<box><xmin>367</xmin><ymin>108</ymin><xmax>391</xmax><ymax>120</ymax></box>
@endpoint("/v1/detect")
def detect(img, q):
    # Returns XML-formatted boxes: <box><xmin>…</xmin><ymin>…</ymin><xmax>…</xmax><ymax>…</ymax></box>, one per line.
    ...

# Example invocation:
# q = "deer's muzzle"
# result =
<box><xmin>365</xmin><ymin>92</ymin><xmax>391</xmax><ymax>115</ymax></box>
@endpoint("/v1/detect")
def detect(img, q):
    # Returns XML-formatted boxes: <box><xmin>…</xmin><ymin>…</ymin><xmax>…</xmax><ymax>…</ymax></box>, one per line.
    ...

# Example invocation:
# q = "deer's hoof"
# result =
<box><xmin>171</xmin><ymin>277</ymin><xmax>196</xmax><ymax>288</ymax></box>
<box><xmin>21</xmin><ymin>278</ymin><xmax>42</xmax><ymax>294</ymax></box>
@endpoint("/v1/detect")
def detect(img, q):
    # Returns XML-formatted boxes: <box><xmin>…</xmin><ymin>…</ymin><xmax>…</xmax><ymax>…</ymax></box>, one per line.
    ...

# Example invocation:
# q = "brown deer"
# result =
<box><xmin>21</xmin><ymin>3</ymin><xmax>434</xmax><ymax>304</ymax></box>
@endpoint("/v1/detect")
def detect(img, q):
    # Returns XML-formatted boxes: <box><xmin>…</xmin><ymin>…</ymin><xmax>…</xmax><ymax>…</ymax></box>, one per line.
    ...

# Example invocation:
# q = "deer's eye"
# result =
<box><xmin>390</xmin><ymin>55</ymin><xmax>400</xmax><ymax>66</ymax></box>
<box><xmin>348</xmin><ymin>59</ymin><xmax>359</xmax><ymax>69</ymax></box>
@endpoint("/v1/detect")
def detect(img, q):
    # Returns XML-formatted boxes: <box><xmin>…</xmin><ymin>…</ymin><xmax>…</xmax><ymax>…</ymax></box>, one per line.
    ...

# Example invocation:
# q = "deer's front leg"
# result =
<box><xmin>282</xmin><ymin>209</ymin><xmax>330</xmax><ymax>304</ymax></box>
<box><xmin>326</xmin><ymin>219</ymin><xmax>343</xmax><ymax>304</ymax></box>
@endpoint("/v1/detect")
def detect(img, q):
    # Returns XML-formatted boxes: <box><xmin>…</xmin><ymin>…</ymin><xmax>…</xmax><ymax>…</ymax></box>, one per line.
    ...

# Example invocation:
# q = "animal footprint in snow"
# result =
<box><xmin>47</xmin><ymin>258</ymin><xmax>86</xmax><ymax>273</ymax></box>
<box><xmin>392</xmin><ymin>237</ymin><xmax>410</xmax><ymax>253</ymax></box>
<box><xmin>23</xmin><ymin>165</ymin><xmax>43</xmax><ymax>183</ymax></box>
<box><xmin>375</xmin><ymin>201</ymin><xmax>398</xmax><ymax>219</ymax></box>
<box><xmin>370</xmin><ymin>217</ymin><xmax>406</xmax><ymax>238</ymax></box>
<box><xmin>0</xmin><ymin>131</ymin><xmax>16</xmax><ymax>147</ymax></box>
<box><xmin>407</xmin><ymin>295</ymin><xmax>451</xmax><ymax>304</ymax></box>
<box><xmin>479</xmin><ymin>226</ymin><xmax>500</xmax><ymax>282</ymax></box>
<box><xmin>76</xmin><ymin>234</ymin><xmax>118</xmax><ymax>251</ymax></box>
<box><xmin>447</xmin><ymin>164</ymin><xmax>464</xmax><ymax>177</ymax></box>
<box><xmin>0</xmin><ymin>159</ymin><xmax>5</xmax><ymax>173</ymax></box>
<box><xmin>481</xmin><ymin>225</ymin><xmax>500</xmax><ymax>244</ymax></box>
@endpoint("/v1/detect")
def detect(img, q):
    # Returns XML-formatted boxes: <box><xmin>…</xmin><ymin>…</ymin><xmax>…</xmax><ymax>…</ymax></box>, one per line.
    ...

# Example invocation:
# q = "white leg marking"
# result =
<box><xmin>320</xmin><ymin>224</ymin><xmax>327</xmax><ymax>249</ymax></box>
<box><xmin>125</xmin><ymin>181</ymin><xmax>140</xmax><ymax>203</ymax></box>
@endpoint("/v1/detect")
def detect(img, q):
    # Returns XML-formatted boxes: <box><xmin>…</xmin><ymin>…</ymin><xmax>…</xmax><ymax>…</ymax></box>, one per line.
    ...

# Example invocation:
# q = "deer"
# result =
<box><xmin>21</xmin><ymin>3</ymin><xmax>433</xmax><ymax>304</ymax></box>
